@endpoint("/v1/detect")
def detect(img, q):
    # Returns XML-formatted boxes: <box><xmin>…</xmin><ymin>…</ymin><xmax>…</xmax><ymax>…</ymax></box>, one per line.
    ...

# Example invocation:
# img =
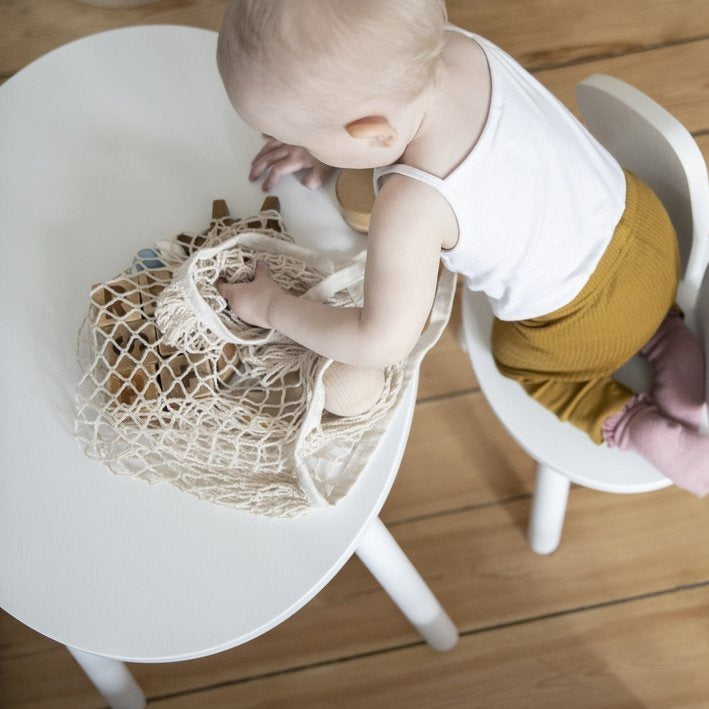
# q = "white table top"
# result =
<box><xmin>0</xmin><ymin>25</ymin><xmax>415</xmax><ymax>662</ymax></box>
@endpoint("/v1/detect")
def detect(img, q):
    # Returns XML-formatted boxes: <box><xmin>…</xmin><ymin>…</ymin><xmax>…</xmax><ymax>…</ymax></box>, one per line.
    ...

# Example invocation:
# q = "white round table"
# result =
<box><xmin>0</xmin><ymin>26</ymin><xmax>456</xmax><ymax>708</ymax></box>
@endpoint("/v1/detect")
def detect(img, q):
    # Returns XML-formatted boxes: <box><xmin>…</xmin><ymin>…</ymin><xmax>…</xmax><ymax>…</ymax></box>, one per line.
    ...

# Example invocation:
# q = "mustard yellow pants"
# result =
<box><xmin>492</xmin><ymin>170</ymin><xmax>680</xmax><ymax>443</ymax></box>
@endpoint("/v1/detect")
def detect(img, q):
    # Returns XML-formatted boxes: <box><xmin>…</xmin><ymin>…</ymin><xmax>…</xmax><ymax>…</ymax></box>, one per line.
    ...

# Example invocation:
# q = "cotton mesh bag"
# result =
<box><xmin>74</xmin><ymin>199</ymin><xmax>456</xmax><ymax>517</ymax></box>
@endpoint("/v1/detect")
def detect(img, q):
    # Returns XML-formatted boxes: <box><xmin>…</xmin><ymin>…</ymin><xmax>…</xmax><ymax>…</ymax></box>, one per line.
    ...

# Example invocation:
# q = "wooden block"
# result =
<box><xmin>156</xmin><ymin>338</ymin><xmax>178</xmax><ymax>359</ymax></box>
<box><xmin>210</xmin><ymin>198</ymin><xmax>237</xmax><ymax>229</ymax></box>
<box><xmin>176</xmin><ymin>232</ymin><xmax>207</xmax><ymax>256</ymax></box>
<box><xmin>211</xmin><ymin>199</ymin><xmax>231</xmax><ymax>220</ymax></box>
<box><xmin>215</xmin><ymin>342</ymin><xmax>239</xmax><ymax>387</ymax></box>
<box><xmin>260</xmin><ymin>195</ymin><xmax>280</xmax><ymax>212</ymax></box>
<box><xmin>266</xmin><ymin>216</ymin><xmax>283</xmax><ymax>233</ymax></box>
<box><xmin>102</xmin><ymin>321</ymin><xmax>159</xmax><ymax>371</ymax></box>
<box><xmin>335</xmin><ymin>168</ymin><xmax>374</xmax><ymax>234</ymax></box>
<box><xmin>107</xmin><ymin>361</ymin><xmax>160</xmax><ymax>407</ymax></box>
<box><xmin>158</xmin><ymin>352</ymin><xmax>212</xmax><ymax>400</ymax></box>
<box><xmin>90</xmin><ymin>276</ymin><xmax>143</xmax><ymax>327</ymax></box>
<box><xmin>259</xmin><ymin>196</ymin><xmax>283</xmax><ymax>232</ymax></box>
<box><xmin>137</xmin><ymin>268</ymin><xmax>172</xmax><ymax>317</ymax></box>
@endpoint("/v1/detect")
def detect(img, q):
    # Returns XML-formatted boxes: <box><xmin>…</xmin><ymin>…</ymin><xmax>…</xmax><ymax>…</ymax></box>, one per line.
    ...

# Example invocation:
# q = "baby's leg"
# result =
<box><xmin>519</xmin><ymin>377</ymin><xmax>632</xmax><ymax>444</ymax></box>
<box><xmin>491</xmin><ymin>171</ymin><xmax>709</xmax><ymax>493</ymax></box>
<box><xmin>603</xmin><ymin>392</ymin><xmax>709</xmax><ymax>496</ymax></box>
<box><xmin>521</xmin><ymin>375</ymin><xmax>709</xmax><ymax>496</ymax></box>
<box><xmin>639</xmin><ymin>309</ymin><xmax>705</xmax><ymax>430</ymax></box>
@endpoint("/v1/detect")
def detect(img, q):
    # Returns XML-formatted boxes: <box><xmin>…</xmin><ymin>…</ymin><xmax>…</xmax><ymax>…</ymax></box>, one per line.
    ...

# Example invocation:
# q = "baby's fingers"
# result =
<box><xmin>216</xmin><ymin>279</ymin><xmax>236</xmax><ymax>302</ymax></box>
<box><xmin>252</xmin><ymin>137</ymin><xmax>284</xmax><ymax>165</ymax></box>
<box><xmin>300</xmin><ymin>163</ymin><xmax>336</xmax><ymax>190</ymax></box>
<box><xmin>250</xmin><ymin>145</ymin><xmax>292</xmax><ymax>181</ymax></box>
<box><xmin>261</xmin><ymin>155</ymin><xmax>308</xmax><ymax>190</ymax></box>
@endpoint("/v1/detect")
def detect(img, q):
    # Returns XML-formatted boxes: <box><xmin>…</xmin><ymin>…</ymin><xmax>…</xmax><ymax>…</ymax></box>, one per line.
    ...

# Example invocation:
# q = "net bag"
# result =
<box><xmin>74</xmin><ymin>199</ymin><xmax>456</xmax><ymax>517</ymax></box>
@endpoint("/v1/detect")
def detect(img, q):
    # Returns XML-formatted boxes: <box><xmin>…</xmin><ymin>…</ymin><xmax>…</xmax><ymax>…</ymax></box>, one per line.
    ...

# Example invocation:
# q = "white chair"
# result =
<box><xmin>460</xmin><ymin>74</ymin><xmax>709</xmax><ymax>555</ymax></box>
<box><xmin>0</xmin><ymin>26</ymin><xmax>457</xmax><ymax>709</ymax></box>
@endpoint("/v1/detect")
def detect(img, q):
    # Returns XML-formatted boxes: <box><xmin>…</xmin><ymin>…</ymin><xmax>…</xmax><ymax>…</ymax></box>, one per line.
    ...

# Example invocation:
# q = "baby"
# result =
<box><xmin>216</xmin><ymin>0</ymin><xmax>709</xmax><ymax>495</ymax></box>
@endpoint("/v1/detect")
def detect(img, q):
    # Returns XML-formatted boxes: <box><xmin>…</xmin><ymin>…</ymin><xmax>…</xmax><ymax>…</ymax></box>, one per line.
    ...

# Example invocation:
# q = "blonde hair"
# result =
<box><xmin>217</xmin><ymin>0</ymin><xmax>448</xmax><ymax>111</ymax></box>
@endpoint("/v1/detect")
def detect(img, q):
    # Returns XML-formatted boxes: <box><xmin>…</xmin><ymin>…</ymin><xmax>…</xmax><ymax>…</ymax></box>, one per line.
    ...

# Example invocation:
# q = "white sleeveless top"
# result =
<box><xmin>374</xmin><ymin>26</ymin><xmax>626</xmax><ymax>321</ymax></box>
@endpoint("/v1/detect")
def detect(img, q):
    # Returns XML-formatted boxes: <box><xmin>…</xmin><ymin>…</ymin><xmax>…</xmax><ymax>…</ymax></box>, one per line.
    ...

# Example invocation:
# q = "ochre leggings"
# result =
<box><xmin>491</xmin><ymin>170</ymin><xmax>680</xmax><ymax>443</ymax></box>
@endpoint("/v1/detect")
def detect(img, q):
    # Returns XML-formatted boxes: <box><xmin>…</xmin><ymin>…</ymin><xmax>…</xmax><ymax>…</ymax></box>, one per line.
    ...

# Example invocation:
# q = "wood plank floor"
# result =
<box><xmin>2</xmin><ymin>2</ymin><xmax>709</xmax><ymax>707</ymax></box>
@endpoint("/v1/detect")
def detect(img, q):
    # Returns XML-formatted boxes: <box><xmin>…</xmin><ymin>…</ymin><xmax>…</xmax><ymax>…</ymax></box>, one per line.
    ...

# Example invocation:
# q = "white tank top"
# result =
<box><xmin>373</xmin><ymin>26</ymin><xmax>626</xmax><ymax>321</ymax></box>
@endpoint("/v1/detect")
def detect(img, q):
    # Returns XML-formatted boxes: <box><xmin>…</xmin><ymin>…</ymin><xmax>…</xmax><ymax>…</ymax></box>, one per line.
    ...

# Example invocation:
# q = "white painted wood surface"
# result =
<box><xmin>0</xmin><ymin>26</ymin><xmax>418</xmax><ymax>662</ymax></box>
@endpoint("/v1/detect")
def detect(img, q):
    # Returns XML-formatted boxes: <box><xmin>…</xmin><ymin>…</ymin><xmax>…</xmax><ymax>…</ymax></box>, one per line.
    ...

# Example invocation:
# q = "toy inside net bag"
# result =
<box><xmin>74</xmin><ymin>198</ymin><xmax>455</xmax><ymax>517</ymax></box>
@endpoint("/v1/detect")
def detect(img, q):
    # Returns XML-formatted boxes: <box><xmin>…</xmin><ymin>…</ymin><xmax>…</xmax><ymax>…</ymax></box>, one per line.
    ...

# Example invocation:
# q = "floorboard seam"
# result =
<box><xmin>528</xmin><ymin>33</ymin><xmax>709</xmax><ymax>73</ymax></box>
<box><xmin>145</xmin><ymin>639</ymin><xmax>425</xmax><ymax>703</ymax></box>
<box><xmin>384</xmin><ymin>493</ymin><xmax>532</xmax><ymax>528</ymax></box>
<box><xmin>459</xmin><ymin>579</ymin><xmax>709</xmax><ymax>639</ymax></box>
<box><xmin>146</xmin><ymin>580</ymin><xmax>709</xmax><ymax>703</ymax></box>
<box><xmin>415</xmin><ymin>386</ymin><xmax>480</xmax><ymax>406</ymax></box>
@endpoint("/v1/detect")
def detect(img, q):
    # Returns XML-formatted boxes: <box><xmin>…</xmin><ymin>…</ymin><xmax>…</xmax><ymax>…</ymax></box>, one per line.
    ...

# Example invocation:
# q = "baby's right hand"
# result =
<box><xmin>249</xmin><ymin>137</ymin><xmax>335</xmax><ymax>191</ymax></box>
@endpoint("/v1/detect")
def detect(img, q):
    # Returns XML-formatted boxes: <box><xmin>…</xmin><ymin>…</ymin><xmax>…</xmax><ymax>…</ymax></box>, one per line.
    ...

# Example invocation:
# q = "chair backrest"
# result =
<box><xmin>576</xmin><ymin>74</ymin><xmax>709</xmax><ymax>307</ymax></box>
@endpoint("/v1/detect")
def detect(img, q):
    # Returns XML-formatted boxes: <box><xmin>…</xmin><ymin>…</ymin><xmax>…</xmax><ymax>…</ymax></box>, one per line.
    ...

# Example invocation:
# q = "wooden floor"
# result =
<box><xmin>3</xmin><ymin>1</ymin><xmax>709</xmax><ymax>707</ymax></box>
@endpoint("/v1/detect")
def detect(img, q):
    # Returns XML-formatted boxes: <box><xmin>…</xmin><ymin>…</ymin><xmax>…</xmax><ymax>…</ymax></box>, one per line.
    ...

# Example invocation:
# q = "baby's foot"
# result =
<box><xmin>603</xmin><ymin>393</ymin><xmax>709</xmax><ymax>497</ymax></box>
<box><xmin>640</xmin><ymin>310</ymin><xmax>705</xmax><ymax>430</ymax></box>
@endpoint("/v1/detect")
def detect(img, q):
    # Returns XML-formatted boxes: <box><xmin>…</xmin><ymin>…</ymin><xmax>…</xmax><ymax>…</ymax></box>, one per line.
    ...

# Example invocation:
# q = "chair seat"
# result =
<box><xmin>461</xmin><ymin>288</ymin><xmax>672</xmax><ymax>494</ymax></box>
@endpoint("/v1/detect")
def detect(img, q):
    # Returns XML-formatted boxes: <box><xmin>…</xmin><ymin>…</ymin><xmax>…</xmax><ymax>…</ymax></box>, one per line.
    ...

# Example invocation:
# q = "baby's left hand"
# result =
<box><xmin>216</xmin><ymin>261</ymin><xmax>281</xmax><ymax>329</ymax></box>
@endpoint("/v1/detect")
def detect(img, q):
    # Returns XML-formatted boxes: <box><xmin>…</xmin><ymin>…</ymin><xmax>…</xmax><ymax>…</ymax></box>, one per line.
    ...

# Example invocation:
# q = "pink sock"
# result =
<box><xmin>602</xmin><ymin>393</ymin><xmax>709</xmax><ymax>497</ymax></box>
<box><xmin>640</xmin><ymin>309</ymin><xmax>705</xmax><ymax>430</ymax></box>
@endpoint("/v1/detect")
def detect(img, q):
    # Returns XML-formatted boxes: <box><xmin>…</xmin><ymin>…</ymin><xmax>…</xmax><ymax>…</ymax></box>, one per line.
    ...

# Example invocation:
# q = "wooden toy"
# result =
<box><xmin>176</xmin><ymin>231</ymin><xmax>208</xmax><ymax>257</ymax></box>
<box><xmin>157</xmin><ymin>339</ymin><xmax>239</xmax><ymax>390</ymax></box>
<box><xmin>211</xmin><ymin>199</ymin><xmax>231</xmax><ymax>221</ymax></box>
<box><xmin>107</xmin><ymin>363</ymin><xmax>160</xmax><ymax>406</ymax></box>
<box><xmin>102</xmin><ymin>321</ymin><xmax>159</xmax><ymax>370</ymax></box>
<box><xmin>322</xmin><ymin>361</ymin><xmax>386</xmax><ymax>417</ymax></box>
<box><xmin>138</xmin><ymin>268</ymin><xmax>173</xmax><ymax>317</ymax></box>
<box><xmin>159</xmin><ymin>352</ymin><xmax>213</xmax><ymax>401</ymax></box>
<box><xmin>215</xmin><ymin>343</ymin><xmax>239</xmax><ymax>387</ymax></box>
<box><xmin>102</xmin><ymin>321</ymin><xmax>160</xmax><ymax>406</ymax></box>
<box><xmin>335</xmin><ymin>168</ymin><xmax>375</xmax><ymax>233</ymax></box>
<box><xmin>90</xmin><ymin>277</ymin><xmax>144</xmax><ymax>327</ymax></box>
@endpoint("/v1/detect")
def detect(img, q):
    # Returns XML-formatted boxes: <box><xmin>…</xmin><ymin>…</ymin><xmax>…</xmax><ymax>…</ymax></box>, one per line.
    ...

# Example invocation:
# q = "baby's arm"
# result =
<box><xmin>250</xmin><ymin>137</ymin><xmax>335</xmax><ymax>191</ymax></box>
<box><xmin>218</xmin><ymin>175</ymin><xmax>456</xmax><ymax>367</ymax></box>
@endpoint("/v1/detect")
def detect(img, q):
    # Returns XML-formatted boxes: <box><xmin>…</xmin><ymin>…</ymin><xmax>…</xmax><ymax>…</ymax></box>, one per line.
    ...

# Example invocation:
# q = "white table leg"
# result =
<box><xmin>527</xmin><ymin>464</ymin><xmax>571</xmax><ymax>555</ymax></box>
<box><xmin>67</xmin><ymin>646</ymin><xmax>145</xmax><ymax>709</ymax></box>
<box><xmin>355</xmin><ymin>516</ymin><xmax>458</xmax><ymax>652</ymax></box>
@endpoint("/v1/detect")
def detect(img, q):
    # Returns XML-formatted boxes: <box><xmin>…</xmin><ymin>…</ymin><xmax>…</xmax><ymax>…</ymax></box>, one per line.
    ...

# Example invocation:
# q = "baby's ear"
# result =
<box><xmin>345</xmin><ymin>116</ymin><xmax>398</xmax><ymax>148</ymax></box>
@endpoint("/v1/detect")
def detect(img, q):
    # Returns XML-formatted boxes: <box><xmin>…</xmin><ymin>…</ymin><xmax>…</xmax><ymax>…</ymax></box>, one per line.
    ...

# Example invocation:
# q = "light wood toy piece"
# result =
<box><xmin>323</xmin><ymin>361</ymin><xmax>386</xmax><ymax>417</ymax></box>
<box><xmin>335</xmin><ymin>168</ymin><xmax>376</xmax><ymax>233</ymax></box>
<box><xmin>90</xmin><ymin>278</ymin><xmax>144</xmax><ymax>327</ymax></box>
<box><xmin>139</xmin><ymin>269</ymin><xmax>173</xmax><ymax>318</ymax></box>
<box><xmin>103</xmin><ymin>320</ymin><xmax>160</xmax><ymax>406</ymax></box>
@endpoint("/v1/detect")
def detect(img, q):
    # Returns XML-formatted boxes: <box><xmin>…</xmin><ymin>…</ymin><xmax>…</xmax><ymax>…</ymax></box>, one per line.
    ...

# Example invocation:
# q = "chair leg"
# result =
<box><xmin>67</xmin><ymin>646</ymin><xmax>145</xmax><ymax>709</ymax></box>
<box><xmin>355</xmin><ymin>516</ymin><xmax>458</xmax><ymax>652</ymax></box>
<box><xmin>527</xmin><ymin>464</ymin><xmax>571</xmax><ymax>555</ymax></box>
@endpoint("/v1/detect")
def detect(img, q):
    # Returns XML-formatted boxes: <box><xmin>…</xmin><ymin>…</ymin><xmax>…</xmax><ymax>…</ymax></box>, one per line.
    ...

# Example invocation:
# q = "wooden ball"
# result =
<box><xmin>323</xmin><ymin>361</ymin><xmax>386</xmax><ymax>417</ymax></box>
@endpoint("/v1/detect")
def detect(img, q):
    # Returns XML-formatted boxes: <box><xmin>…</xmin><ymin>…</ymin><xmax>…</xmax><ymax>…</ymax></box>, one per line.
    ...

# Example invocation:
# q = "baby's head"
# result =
<box><xmin>217</xmin><ymin>0</ymin><xmax>447</xmax><ymax>168</ymax></box>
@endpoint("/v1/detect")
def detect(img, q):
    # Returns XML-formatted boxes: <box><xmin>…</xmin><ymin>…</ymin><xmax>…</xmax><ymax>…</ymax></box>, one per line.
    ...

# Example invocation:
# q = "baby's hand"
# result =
<box><xmin>216</xmin><ymin>261</ymin><xmax>282</xmax><ymax>329</ymax></box>
<box><xmin>249</xmin><ymin>137</ymin><xmax>335</xmax><ymax>191</ymax></box>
